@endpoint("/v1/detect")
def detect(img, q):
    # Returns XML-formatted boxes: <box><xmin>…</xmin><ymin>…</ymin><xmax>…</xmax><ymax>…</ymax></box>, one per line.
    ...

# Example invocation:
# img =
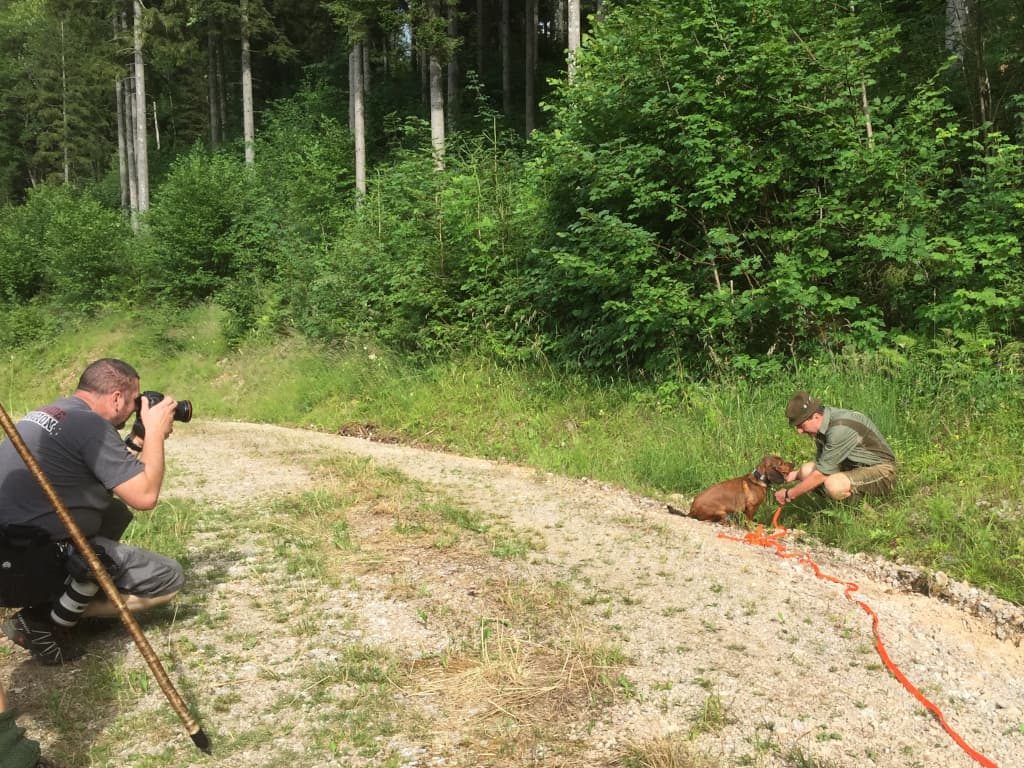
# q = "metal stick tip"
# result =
<box><xmin>191</xmin><ymin>729</ymin><xmax>212</xmax><ymax>754</ymax></box>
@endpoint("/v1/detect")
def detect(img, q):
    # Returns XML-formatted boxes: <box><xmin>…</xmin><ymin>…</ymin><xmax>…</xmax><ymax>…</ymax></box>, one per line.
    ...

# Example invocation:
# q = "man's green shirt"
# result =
<box><xmin>814</xmin><ymin>407</ymin><xmax>895</xmax><ymax>475</ymax></box>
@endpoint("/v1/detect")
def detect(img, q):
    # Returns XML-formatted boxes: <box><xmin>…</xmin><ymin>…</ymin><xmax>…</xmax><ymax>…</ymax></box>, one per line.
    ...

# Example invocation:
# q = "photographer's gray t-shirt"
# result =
<box><xmin>0</xmin><ymin>396</ymin><xmax>144</xmax><ymax>539</ymax></box>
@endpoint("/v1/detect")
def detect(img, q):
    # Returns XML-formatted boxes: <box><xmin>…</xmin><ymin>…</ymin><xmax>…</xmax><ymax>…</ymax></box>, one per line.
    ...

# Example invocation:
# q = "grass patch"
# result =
<box><xmin>617</xmin><ymin>732</ymin><xmax>718</xmax><ymax>768</ymax></box>
<box><xmin>417</xmin><ymin>618</ymin><xmax>630</xmax><ymax>760</ymax></box>
<box><xmin>688</xmin><ymin>692</ymin><xmax>734</xmax><ymax>736</ymax></box>
<box><xmin>783</xmin><ymin>746</ymin><xmax>840</xmax><ymax>767</ymax></box>
<box><xmin>7</xmin><ymin>309</ymin><xmax>1020</xmax><ymax>766</ymax></box>
<box><xmin>119</xmin><ymin>498</ymin><xmax>198</xmax><ymax>568</ymax></box>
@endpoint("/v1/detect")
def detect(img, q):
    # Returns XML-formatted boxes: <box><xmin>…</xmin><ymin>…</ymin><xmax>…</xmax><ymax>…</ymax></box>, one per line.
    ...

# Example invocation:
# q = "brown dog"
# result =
<box><xmin>669</xmin><ymin>454</ymin><xmax>794</xmax><ymax>523</ymax></box>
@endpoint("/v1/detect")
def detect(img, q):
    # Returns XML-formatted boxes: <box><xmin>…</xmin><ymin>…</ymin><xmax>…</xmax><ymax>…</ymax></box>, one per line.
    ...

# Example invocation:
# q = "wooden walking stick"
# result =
<box><xmin>0</xmin><ymin>401</ymin><xmax>211</xmax><ymax>754</ymax></box>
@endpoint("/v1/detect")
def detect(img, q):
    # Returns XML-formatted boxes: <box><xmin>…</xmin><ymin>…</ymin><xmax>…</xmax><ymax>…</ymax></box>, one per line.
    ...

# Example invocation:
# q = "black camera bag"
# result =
<box><xmin>0</xmin><ymin>525</ymin><xmax>67</xmax><ymax>607</ymax></box>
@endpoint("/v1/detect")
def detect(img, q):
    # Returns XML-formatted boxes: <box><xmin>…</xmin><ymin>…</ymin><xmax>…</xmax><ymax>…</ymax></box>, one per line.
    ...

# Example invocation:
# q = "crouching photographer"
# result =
<box><xmin>0</xmin><ymin>358</ymin><xmax>187</xmax><ymax>666</ymax></box>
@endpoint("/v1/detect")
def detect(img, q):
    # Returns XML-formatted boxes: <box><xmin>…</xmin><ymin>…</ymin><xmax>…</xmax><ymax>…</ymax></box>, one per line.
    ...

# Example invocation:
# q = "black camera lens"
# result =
<box><xmin>174</xmin><ymin>400</ymin><xmax>193</xmax><ymax>423</ymax></box>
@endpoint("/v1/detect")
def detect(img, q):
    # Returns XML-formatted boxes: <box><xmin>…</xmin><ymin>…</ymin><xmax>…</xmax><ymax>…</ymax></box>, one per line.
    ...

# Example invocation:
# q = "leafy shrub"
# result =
<box><xmin>297</xmin><ymin>123</ymin><xmax>536</xmax><ymax>359</ymax></box>
<box><xmin>0</xmin><ymin>200</ymin><xmax>47</xmax><ymax>301</ymax></box>
<box><xmin>919</xmin><ymin>134</ymin><xmax>1024</xmax><ymax>336</ymax></box>
<box><xmin>516</xmin><ymin>0</ymin><xmax>1024</xmax><ymax>374</ymax></box>
<box><xmin>0</xmin><ymin>299</ymin><xmax>64</xmax><ymax>348</ymax></box>
<box><xmin>215</xmin><ymin>87</ymin><xmax>354</xmax><ymax>344</ymax></box>
<box><xmin>0</xmin><ymin>184</ymin><xmax>128</xmax><ymax>305</ymax></box>
<box><xmin>141</xmin><ymin>146</ymin><xmax>247</xmax><ymax>302</ymax></box>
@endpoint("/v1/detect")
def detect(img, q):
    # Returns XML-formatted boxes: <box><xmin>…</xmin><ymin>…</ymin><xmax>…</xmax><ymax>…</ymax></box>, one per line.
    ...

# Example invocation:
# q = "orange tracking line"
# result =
<box><xmin>718</xmin><ymin>507</ymin><xmax>1000</xmax><ymax>768</ymax></box>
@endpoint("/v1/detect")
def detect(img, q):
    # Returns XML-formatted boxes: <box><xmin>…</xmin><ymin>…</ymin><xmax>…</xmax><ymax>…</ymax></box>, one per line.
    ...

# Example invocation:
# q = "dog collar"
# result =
<box><xmin>751</xmin><ymin>468</ymin><xmax>768</xmax><ymax>485</ymax></box>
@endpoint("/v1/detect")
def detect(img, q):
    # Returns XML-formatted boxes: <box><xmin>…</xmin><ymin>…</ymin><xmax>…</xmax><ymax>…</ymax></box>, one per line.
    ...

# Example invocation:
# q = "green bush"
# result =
<box><xmin>141</xmin><ymin>146</ymin><xmax>247</xmax><ymax>302</ymax></box>
<box><xmin>0</xmin><ymin>298</ymin><xmax>64</xmax><ymax>348</ymax></box>
<box><xmin>0</xmin><ymin>184</ymin><xmax>128</xmax><ymax>305</ymax></box>
<box><xmin>0</xmin><ymin>199</ymin><xmax>47</xmax><ymax>301</ymax></box>
<box><xmin>298</xmin><ymin>124</ymin><xmax>536</xmax><ymax>358</ymax></box>
<box><xmin>920</xmin><ymin>134</ymin><xmax>1024</xmax><ymax>336</ymax></box>
<box><xmin>216</xmin><ymin>87</ymin><xmax>354</xmax><ymax>344</ymax></box>
<box><xmin>514</xmin><ymin>0</ymin><xmax>1024</xmax><ymax>375</ymax></box>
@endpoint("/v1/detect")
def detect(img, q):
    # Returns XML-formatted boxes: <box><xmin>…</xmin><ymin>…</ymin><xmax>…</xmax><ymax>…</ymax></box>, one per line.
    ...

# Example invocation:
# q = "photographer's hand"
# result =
<box><xmin>140</xmin><ymin>393</ymin><xmax>177</xmax><ymax>441</ymax></box>
<box><xmin>116</xmin><ymin>396</ymin><xmax>176</xmax><ymax>509</ymax></box>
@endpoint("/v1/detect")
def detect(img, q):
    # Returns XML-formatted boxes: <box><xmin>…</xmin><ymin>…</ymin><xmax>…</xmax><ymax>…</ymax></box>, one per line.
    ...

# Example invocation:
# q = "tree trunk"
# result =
<box><xmin>216</xmin><ymin>34</ymin><xmax>227</xmax><ymax>132</ymax></box>
<box><xmin>567</xmin><ymin>0</ymin><xmax>580</xmax><ymax>81</ymax></box>
<box><xmin>968</xmin><ymin>0</ymin><xmax>991</xmax><ymax>127</ymax></box>
<box><xmin>208</xmin><ymin>26</ymin><xmax>222</xmax><ymax>147</ymax></box>
<box><xmin>118</xmin><ymin>10</ymin><xmax>139</xmax><ymax>219</ymax></box>
<box><xmin>430</xmin><ymin>53</ymin><xmax>445</xmax><ymax>169</ymax></box>
<box><xmin>500</xmin><ymin>0</ymin><xmax>510</xmax><ymax>116</ymax></box>
<box><xmin>850</xmin><ymin>2</ymin><xmax>873</xmax><ymax>149</ymax></box>
<box><xmin>860</xmin><ymin>81</ymin><xmax>874</xmax><ymax>149</ymax></box>
<box><xmin>152</xmin><ymin>100</ymin><xmax>161</xmax><ymax>151</ymax></box>
<box><xmin>420</xmin><ymin>49</ymin><xmax>430</xmax><ymax>109</ymax></box>
<box><xmin>124</xmin><ymin>69</ymin><xmax>139</xmax><ymax>223</ymax></box>
<box><xmin>353</xmin><ymin>42</ymin><xmax>366</xmax><ymax>198</ymax></box>
<box><xmin>411</xmin><ymin>24</ymin><xmax>428</xmax><ymax>109</ymax></box>
<box><xmin>945</xmin><ymin>0</ymin><xmax>990</xmax><ymax>128</ymax></box>
<box><xmin>553</xmin><ymin>0</ymin><xmax>566</xmax><ymax>46</ymax></box>
<box><xmin>524</xmin><ymin>0</ymin><xmax>536</xmax><ymax>135</ymax></box>
<box><xmin>115</xmin><ymin>72</ymin><xmax>129</xmax><ymax>210</ymax></box>
<box><xmin>168</xmin><ymin>92</ymin><xmax>176</xmax><ymax>149</ymax></box>
<box><xmin>348</xmin><ymin>47</ymin><xmax>356</xmax><ymax>132</ymax></box>
<box><xmin>945</xmin><ymin>0</ymin><xmax>968</xmax><ymax>59</ymax></box>
<box><xmin>133</xmin><ymin>0</ymin><xmax>149</xmax><ymax>213</ymax></box>
<box><xmin>113</xmin><ymin>13</ymin><xmax>129</xmax><ymax>210</ymax></box>
<box><xmin>241</xmin><ymin>0</ymin><xmax>255</xmax><ymax>164</ymax></box>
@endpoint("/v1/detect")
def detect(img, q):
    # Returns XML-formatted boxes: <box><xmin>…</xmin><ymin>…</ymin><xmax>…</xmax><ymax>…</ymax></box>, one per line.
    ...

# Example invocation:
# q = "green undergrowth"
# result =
<box><xmin>4</xmin><ymin>304</ymin><xmax>1023</xmax><ymax>603</ymax></box>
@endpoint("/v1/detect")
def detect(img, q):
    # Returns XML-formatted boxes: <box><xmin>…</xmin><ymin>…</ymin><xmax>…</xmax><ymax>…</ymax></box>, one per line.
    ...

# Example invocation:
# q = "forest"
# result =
<box><xmin>0</xmin><ymin>0</ymin><xmax>1022</xmax><ymax>379</ymax></box>
<box><xmin>4</xmin><ymin>5</ymin><xmax>1024</xmax><ymax>767</ymax></box>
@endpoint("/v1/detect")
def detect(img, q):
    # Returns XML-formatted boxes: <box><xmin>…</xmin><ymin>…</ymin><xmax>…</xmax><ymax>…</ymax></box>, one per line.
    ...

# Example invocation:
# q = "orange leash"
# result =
<box><xmin>719</xmin><ymin>507</ymin><xmax>1000</xmax><ymax>768</ymax></box>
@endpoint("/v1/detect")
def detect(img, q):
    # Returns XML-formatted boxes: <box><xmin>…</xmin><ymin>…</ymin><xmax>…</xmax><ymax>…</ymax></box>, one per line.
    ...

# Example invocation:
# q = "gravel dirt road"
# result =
<box><xmin>4</xmin><ymin>419</ymin><xmax>1022</xmax><ymax>767</ymax></box>
<box><xmin>170</xmin><ymin>421</ymin><xmax>1024</xmax><ymax>768</ymax></box>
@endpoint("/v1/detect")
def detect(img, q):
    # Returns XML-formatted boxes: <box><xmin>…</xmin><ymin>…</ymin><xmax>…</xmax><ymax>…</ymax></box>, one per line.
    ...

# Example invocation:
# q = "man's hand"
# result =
<box><xmin>139</xmin><ymin>393</ymin><xmax>177</xmax><ymax>441</ymax></box>
<box><xmin>774</xmin><ymin>487</ymin><xmax>792</xmax><ymax>505</ymax></box>
<box><xmin>116</xmin><ymin>395</ymin><xmax>175</xmax><ymax>509</ymax></box>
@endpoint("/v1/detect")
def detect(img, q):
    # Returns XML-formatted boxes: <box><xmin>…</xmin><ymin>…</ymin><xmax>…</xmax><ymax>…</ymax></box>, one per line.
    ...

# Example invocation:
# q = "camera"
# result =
<box><xmin>136</xmin><ymin>390</ymin><xmax>192</xmax><ymax>424</ymax></box>
<box><xmin>125</xmin><ymin>390</ymin><xmax>193</xmax><ymax>448</ymax></box>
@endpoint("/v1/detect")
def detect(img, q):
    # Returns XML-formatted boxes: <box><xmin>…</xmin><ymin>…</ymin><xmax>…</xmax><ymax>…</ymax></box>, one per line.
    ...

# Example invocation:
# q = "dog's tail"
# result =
<box><xmin>666</xmin><ymin>504</ymin><xmax>689</xmax><ymax>517</ymax></box>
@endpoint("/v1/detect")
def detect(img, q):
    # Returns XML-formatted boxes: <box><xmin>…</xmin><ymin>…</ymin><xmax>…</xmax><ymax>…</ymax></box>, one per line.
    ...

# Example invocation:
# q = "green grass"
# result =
<box><xmin>688</xmin><ymin>692</ymin><xmax>733</xmax><ymax>736</ymax></box>
<box><xmin>5</xmin><ymin>303</ymin><xmax>1024</xmax><ymax>603</ymax></box>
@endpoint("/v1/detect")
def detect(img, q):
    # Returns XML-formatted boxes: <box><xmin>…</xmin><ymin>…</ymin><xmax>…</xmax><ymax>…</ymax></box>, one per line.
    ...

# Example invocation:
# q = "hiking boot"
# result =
<box><xmin>2</xmin><ymin>610</ymin><xmax>83</xmax><ymax>666</ymax></box>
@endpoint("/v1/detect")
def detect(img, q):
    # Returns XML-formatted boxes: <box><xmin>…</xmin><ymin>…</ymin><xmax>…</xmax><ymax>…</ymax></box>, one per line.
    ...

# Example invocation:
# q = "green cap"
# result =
<box><xmin>786</xmin><ymin>391</ymin><xmax>823</xmax><ymax>426</ymax></box>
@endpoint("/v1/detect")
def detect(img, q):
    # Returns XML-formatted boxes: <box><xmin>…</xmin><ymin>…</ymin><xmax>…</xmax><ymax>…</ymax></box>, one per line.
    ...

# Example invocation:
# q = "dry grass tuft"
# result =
<box><xmin>419</xmin><ymin>620</ymin><xmax>624</xmax><ymax>725</ymax></box>
<box><xmin>616</xmin><ymin>732</ymin><xmax>719</xmax><ymax>768</ymax></box>
<box><xmin>409</xmin><ymin>617</ymin><xmax>629</xmax><ymax>764</ymax></box>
